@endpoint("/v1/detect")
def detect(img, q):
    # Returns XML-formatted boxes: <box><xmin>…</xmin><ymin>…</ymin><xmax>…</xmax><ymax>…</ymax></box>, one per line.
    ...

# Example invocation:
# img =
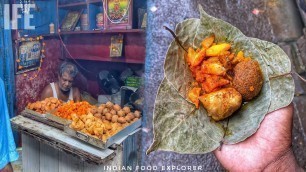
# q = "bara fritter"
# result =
<box><xmin>233</xmin><ymin>60</ymin><xmax>263</xmax><ymax>101</ymax></box>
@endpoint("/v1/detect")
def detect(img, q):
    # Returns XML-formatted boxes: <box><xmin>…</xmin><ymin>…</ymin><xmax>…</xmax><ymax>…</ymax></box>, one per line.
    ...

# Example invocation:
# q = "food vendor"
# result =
<box><xmin>41</xmin><ymin>62</ymin><xmax>81</xmax><ymax>102</ymax></box>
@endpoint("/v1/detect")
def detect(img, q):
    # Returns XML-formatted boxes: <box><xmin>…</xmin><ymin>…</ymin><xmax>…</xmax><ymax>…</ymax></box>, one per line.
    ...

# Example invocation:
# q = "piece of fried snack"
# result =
<box><xmin>233</xmin><ymin>60</ymin><xmax>263</xmax><ymax>101</ymax></box>
<box><xmin>188</xmin><ymin>87</ymin><xmax>201</xmax><ymax>108</ymax></box>
<box><xmin>199</xmin><ymin>88</ymin><xmax>242</xmax><ymax>121</ymax></box>
<box><xmin>186</xmin><ymin>34</ymin><xmax>263</xmax><ymax>121</ymax></box>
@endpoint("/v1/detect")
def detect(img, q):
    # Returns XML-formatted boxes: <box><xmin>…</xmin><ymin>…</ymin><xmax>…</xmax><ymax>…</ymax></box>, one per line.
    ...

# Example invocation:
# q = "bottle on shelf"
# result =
<box><xmin>96</xmin><ymin>12</ymin><xmax>104</xmax><ymax>30</ymax></box>
<box><xmin>49</xmin><ymin>23</ymin><xmax>55</xmax><ymax>34</ymax></box>
<box><xmin>81</xmin><ymin>10</ymin><xmax>89</xmax><ymax>31</ymax></box>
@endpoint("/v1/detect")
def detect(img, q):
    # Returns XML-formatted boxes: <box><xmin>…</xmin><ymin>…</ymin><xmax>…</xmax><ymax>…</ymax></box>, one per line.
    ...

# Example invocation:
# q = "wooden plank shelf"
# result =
<box><xmin>13</xmin><ymin>29</ymin><xmax>145</xmax><ymax>40</ymax></box>
<box><xmin>62</xmin><ymin>32</ymin><xmax>146</xmax><ymax>64</ymax></box>
<box><xmin>67</xmin><ymin>56</ymin><xmax>145</xmax><ymax>64</ymax></box>
<box><xmin>58</xmin><ymin>2</ymin><xmax>87</xmax><ymax>8</ymax></box>
<box><xmin>58</xmin><ymin>0</ymin><xmax>104</xmax><ymax>7</ymax></box>
<box><xmin>87</xmin><ymin>0</ymin><xmax>103</xmax><ymax>3</ymax></box>
<box><xmin>13</xmin><ymin>33</ymin><xmax>59</xmax><ymax>41</ymax></box>
<box><xmin>59</xmin><ymin>29</ymin><xmax>145</xmax><ymax>35</ymax></box>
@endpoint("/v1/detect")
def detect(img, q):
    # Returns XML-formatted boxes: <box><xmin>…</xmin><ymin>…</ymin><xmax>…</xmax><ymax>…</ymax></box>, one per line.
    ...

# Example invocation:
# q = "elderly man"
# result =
<box><xmin>0</xmin><ymin>78</ymin><xmax>19</xmax><ymax>172</ymax></box>
<box><xmin>41</xmin><ymin>62</ymin><xmax>81</xmax><ymax>102</ymax></box>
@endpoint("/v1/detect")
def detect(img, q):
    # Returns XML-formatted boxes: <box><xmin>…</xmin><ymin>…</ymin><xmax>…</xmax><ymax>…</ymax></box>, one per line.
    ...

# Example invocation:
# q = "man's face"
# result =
<box><xmin>58</xmin><ymin>72</ymin><xmax>74</xmax><ymax>92</ymax></box>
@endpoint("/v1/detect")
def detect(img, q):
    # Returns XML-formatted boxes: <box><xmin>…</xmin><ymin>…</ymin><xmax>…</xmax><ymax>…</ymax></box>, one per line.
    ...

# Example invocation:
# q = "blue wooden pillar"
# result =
<box><xmin>0</xmin><ymin>0</ymin><xmax>19</xmax><ymax>144</ymax></box>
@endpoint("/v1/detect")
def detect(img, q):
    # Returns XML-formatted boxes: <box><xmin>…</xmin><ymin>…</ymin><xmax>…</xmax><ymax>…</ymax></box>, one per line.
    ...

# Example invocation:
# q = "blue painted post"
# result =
<box><xmin>0</xmin><ymin>0</ymin><xmax>19</xmax><ymax>145</ymax></box>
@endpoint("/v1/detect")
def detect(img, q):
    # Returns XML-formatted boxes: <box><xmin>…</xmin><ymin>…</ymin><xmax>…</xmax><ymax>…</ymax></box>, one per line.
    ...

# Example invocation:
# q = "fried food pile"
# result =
<box><xmin>70</xmin><ymin>113</ymin><xmax>115</xmax><ymax>141</ymax></box>
<box><xmin>89</xmin><ymin>102</ymin><xmax>141</xmax><ymax>124</ymax></box>
<box><xmin>70</xmin><ymin>102</ymin><xmax>141</xmax><ymax>141</ymax></box>
<box><xmin>27</xmin><ymin>97</ymin><xmax>63</xmax><ymax>114</ymax></box>
<box><xmin>187</xmin><ymin>34</ymin><xmax>263</xmax><ymax>121</ymax></box>
<box><xmin>54</xmin><ymin>101</ymin><xmax>92</xmax><ymax>120</ymax></box>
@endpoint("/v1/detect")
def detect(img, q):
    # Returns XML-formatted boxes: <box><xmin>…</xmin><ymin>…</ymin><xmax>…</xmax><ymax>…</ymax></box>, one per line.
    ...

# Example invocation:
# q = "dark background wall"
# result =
<box><xmin>14</xmin><ymin>38</ymin><xmax>145</xmax><ymax>113</ymax></box>
<box><xmin>14</xmin><ymin>0</ymin><xmax>147</xmax><ymax>114</ymax></box>
<box><xmin>15</xmin><ymin>38</ymin><xmax>61</xmax><ymax>114</ymax></box>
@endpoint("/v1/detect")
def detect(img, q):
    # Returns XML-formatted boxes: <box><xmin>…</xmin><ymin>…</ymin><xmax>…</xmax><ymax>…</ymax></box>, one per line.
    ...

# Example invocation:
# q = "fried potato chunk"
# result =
<box><xmin>185</xmin><ymin>35</ymin><xmax>263</xmax><ymax>121</ymax></box>
<box><xmin>188</xmin><ymin>87</ymin><xmax>201</xmax><ymax>108</ymax></box>
<box><xmin>206</xmin><ymin>43</ymin><xmax>231</xmax><ymax>57</ymax></box>
<box><xmin>187</xmin><ymin>47</ymin><xmax>206</xmax><ymax>67</ymax></box>
<box><xmin>201</xmin><ymin>74</ymin><xmax>230</xmax><ymax>93</ymax></box>
<box><xmin>232</xmin><ymin>51</ymin><xmax>251</xmax><ymax>65</ymax></box>
<box><xmin>199</xmin><ymin>88</ymin><xmax>242</xmax><ymax>121</ymax></box>
<box><xmin>201</xmin><ymin>34</ymin><xmax>215</xmax><ymax>49</ymax></box>
<box><xmin>201</xmin><ymin>57</ymin><xmax>226</xmax><ymax>76</ymax></box>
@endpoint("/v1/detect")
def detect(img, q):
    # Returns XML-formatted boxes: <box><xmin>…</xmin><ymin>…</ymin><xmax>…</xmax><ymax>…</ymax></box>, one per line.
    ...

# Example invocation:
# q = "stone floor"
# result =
<box><xmin>293</xmin><ymin>94</ymin><xmax>306</xmax><ymax>169</ymax></box>
<box><xmin>143</xmin><ymin>0</ymin><xmax>306</xmax><ymax>171</ymax></box>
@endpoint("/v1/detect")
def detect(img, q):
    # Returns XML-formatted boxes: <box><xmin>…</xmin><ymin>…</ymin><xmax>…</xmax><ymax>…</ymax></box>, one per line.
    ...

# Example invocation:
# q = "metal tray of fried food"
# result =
<box><xmin>21</xmin><ymin>109</ymin><xmax>65</xmax><ymax>130</ymax></box>
<box><xmin>45</xmin><ymin>109</ymin><xmax>71</xmax><ymax>126</ymax></box>
<box><xmin>64</xmin><ymin>119</ymin><xmax>142</xmax><ymax>149</ymax></box>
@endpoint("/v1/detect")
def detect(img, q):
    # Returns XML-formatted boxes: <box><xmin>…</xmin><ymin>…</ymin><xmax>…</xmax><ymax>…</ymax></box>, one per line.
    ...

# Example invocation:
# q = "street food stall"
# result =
<box><xmin>11</xmin><ymin>101</ymin><xmax>141</xmax><ymax>171</ymax></box>
<box><xmin>9</xmin><ymin>0</ymin><xmax>146</xmax><ymax>170</ymax></box>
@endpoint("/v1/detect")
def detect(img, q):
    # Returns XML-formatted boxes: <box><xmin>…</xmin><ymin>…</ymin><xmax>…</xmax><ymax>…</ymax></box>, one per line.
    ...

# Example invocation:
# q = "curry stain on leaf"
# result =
<box><xmin>147</xmin><ymin>78</ymin><xmax>224</xmax><ymax>154</ymax></box>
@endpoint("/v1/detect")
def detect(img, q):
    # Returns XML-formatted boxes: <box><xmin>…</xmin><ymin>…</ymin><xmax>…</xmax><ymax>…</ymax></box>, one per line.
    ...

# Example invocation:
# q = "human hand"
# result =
<box><xmin>214</xmin><ymin>104</ymin><xmax>304</xmax><ymax>171</ymax></box>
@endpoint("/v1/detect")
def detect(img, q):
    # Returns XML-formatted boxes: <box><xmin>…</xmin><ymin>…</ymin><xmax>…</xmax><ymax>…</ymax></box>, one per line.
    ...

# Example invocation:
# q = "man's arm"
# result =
<box><xmin>40</xmin><ymin>85</ymin><xmax>53</xmax><ymax>100</ymax></box>
<box><xmin>73</xmin><ymin>87</ymin><xmax>81</xmax><ymax>102</ymax></box>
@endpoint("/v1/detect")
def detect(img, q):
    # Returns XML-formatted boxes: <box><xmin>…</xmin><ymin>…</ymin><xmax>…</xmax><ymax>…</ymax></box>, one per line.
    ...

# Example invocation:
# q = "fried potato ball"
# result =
<box><xmin>110</xmin><ymin>109</ymin><xmax>117</xmax><ymax>116</ymax></box>
<box><xmin>111</xmin><ymin>115</ymin><xmax>119</xmax><ymax>123</ymax></box>
<box><xmin>233</xmin><ymin>60</ymin><xmax>263</xmax><ymax>101</ymax></box>
<box><xmin>125</xmin><ymin>115</ymin><xmax>132</xmax><ymax>122</ymax></box>
<box><xmin>113</xmin><ymin>104</ymin><xmax>121</xmax><ymax>111</ymax></box>
<box><xmin>94</xmin><ymin>113</ymin><xmax>102</xmax><ymax>119</ymax></box>
<box><xmin>102</xmin><ymin>108</ymin><xmax>110</xmax><ymax>115</ymax></box>
<box><xmin>117</xmin><ymin>110</ymin><xmax>125</xmax><ymax>117</ymax></box>
<box><xmin>134</xmin><ymin>110</ymin><xmax>141</xmax><ymax>118</ymax></box>
<box><xmin>105</xmin><ymin>113</ymin><xmax>112</xmax><ymax>121</ymax></box>
<box><xmin>126</xmin><ymin>113</ymin><xmax>135</xmax><ymax>120</ymax></box>
<box><xmin>118</xmin><ymin>117</ymin><xmax>126</xmax><ymax>124</ymax></box>
<box><xmin>123</xmin><ymin>106</ymin><xmax>131</xmax><ymax>114</ymax></box>
<box><xmin>97</xmin><ymin>106</ymin><xmax>104</xmax><ymax>114</ymax></box>
<box><xmin>106</xmin><ymin>101</ymin><xmax>114</xmax><ymax>108</ymax></box>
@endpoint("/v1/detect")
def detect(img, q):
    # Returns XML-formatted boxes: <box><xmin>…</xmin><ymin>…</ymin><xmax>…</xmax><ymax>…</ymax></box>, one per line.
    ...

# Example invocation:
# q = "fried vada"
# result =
<box><xmin>233</xmin><ymin>60</ymin><xmax>263</xmax><ymax>101</ymax></box>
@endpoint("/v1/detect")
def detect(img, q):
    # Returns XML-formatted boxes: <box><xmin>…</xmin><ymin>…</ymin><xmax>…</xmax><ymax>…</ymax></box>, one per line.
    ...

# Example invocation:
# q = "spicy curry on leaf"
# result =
<box><xmin>186</xmin><ymin>34</ymin><xmax>263</xmax><ymax>121</ymax></box>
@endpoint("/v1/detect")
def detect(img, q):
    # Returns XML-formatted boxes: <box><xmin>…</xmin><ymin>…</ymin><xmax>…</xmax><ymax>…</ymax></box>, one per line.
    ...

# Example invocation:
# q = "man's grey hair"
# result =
<box><xmin>59</xmin><ymin>62</ymin><xmax>78</xmax><ymax>78</ymax></box>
